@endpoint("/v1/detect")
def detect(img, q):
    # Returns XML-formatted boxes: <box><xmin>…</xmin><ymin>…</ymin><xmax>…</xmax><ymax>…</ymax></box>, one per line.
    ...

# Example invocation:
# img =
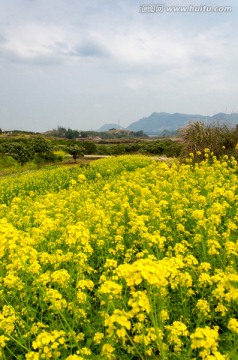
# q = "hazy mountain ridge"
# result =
<box><xmin>99</xmin><ymin>112</ymin><xmax>238</xmax><ymax>135</ymax></box>
<box><xmin>97</xmin><ymin>123</ymin><xmax>124</xmax><ymax>131</ymax></box>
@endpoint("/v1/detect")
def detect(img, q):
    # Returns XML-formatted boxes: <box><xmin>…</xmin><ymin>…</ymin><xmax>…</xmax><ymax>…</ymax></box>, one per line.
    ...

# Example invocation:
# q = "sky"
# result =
<box><xmin>0</xmin><ymin>0</ymin><xmax>237</xmax><ymax>132</ymax></box>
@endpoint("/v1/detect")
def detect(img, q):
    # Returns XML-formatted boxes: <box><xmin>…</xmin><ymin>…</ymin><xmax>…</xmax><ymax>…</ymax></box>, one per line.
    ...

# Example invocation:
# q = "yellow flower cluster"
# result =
<box><xmin>0</xmin><ymin>154</ymin><xmax>237</xmax><ymax>359</ymax></box>
<box><xmin>190</xmin><ymin>326</ymin><xmax>227</xmax><ymax>359</ymax></box>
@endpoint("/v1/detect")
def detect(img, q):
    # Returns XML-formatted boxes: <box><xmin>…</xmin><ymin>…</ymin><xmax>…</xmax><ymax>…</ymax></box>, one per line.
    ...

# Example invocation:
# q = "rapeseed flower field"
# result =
<box><xmin>0</xmin><ymin>153</ymin><xmax>238</xmax><ymax>359</ymax></box>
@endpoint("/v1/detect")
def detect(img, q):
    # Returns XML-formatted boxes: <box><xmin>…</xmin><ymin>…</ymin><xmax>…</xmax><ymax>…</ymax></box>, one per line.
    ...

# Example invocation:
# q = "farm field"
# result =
<box><xmin>0</xmin><ymin>153</ymin><xmax>238</xmax><ymax>359</ymax></box>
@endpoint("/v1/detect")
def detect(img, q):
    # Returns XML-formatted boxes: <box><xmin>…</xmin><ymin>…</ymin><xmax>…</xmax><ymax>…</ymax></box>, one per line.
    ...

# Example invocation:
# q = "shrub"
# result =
<box><xmin>180</xmin><ymin>121</ymin><xmax>238</xmax><ymax>159</ymax></box>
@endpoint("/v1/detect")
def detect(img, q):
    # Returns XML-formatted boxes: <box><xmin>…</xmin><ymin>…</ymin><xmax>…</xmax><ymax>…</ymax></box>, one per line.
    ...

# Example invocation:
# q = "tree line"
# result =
<box><xmin>0</xmin><ymin>136</ymin><xmax>98</xmax><ymax>166</ymax></box>
<box><xmin>44</xmin><ymin>127</ymin><xmax>148</xmax><ymax>139</ymax></box>
<box><xmin>1</xmin><ymin>121</ymin><xmax>238</xmax><ymax>167</ymax></box>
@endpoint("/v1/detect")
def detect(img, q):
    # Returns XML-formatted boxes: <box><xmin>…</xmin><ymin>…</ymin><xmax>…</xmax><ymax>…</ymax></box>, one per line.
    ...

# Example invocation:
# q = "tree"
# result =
<box><xmin>0</xmin><ymin>137</ymin><xmax>59</xmax><ymax>166</ymax></box>
<box><xmin>133</xmin><ymin>130</ymin><xmax>147</xmax><ymax>138</ymax></box>
<box><xmin>65</xmin><ymin>129</ymin><xmax>80</xmax><ymax>139</ymax></box>
<box><xmin>31</xmin><ymin>137</ymin><xmax>50</xmax><ymax>152</ymax></box>
<box><xmin>65</xmin><ymin>145</ymin><xmax>85</xmax><ymax>162</ymax></box>
<box><xmin>2</xmin><ymin>141</ymin><xmax>34</xmax><ymax>166</ymax></box>
<box><xmin>81</xmin><ymin>141</ymin><xmax>97</xmax><ymax>154</ymax></box>
<box><xmin>79</xmin><ymin>131</ymin><xmax>89</xmax><ymax>138</ymax></box>
<box><xmin>31</xmin><ymin>137</ymin><xmax>56</xmax><ymax>163</ymax></box>
<box><xmin>57</xmin><ymin>126</ymin><xmax>67</xmax><ymax>137</ymax></box>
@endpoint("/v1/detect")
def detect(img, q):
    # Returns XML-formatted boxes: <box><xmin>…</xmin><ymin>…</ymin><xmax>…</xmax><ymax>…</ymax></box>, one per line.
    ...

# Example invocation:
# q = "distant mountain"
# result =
<box><xmin>125</xmin><ymin>112</ymin><xmax>238</xmax><ymax>135</ymax></box>
<box><xmin>97</xmin><ymin>123</ymin><xmax>125</xmax><ymax>132</ymax></box>
<box><xmin>98</xmin><ymin>113</ymin><xmax>238</xmax><ymax>135</ymax></box>
<box><xmin>126</xmin><ymin>112</ymin><xmax>201</xmax><ymax>134</ymax></box>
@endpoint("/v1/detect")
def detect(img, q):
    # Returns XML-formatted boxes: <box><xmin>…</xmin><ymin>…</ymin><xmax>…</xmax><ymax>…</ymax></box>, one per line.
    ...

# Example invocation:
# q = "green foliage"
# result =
<box><xmin>65</xmin><ymin>145</ymin><xmax>85</xmax><ymax>162</ymax></box>
<box><xmin>79</xmin><ymin>131</ymin><xmax>89</xmax><ymax>138</ymax></box>
<box><xmin>0</xmin><ymin>141</ymin><xmax>34</xmax><ymax>166</ymax></box>
<box><xmin>45</xmin><ymin>128</ymin><xmax>149</xmax><ymax>140</ymax></box>
<box><xmin>31</xmin><ymin>137</ymin><xmax>57</xmax><ymax>164</ymax></box>
<box><xmin>45</xmin><ymin>126</ymin><xmax>80</xmax><ymax>139</ymax></box>
<box><xmin>0</xmin><ymin>154</ymin><xmax>18</xmax><ymax>168</ymax></box>
<box><xmin>80</xmin><ymin>141</ymin><xmax>97</xmax><ymax>154</ymax></box>
<box><xmin>96</xmin><ymin>140</ymin><xmax>183</xmax><ymax>157</ymax></box>
<box><xmin>133</xmin><ymin>130</ymin><xmax>146</xmax><ymax>137</ymax></box>
<box><xmin>32</xmin><ymin>137</ymin><xmax>52</xmax><ymax>154</ymax></box>
<box><xmin>0</xmin><ymin>137</ymin><xmax>58</xmax><ymax>167</ymax></box>
<box><xmin>65</xmin><ymin>129</ymin><xmax>80</xmax><ymax>139</ymax></box>
<box><xmin>145</xmin><ymin>140</ymin><xmax>183</xmax><ymax>157</ymax></box>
